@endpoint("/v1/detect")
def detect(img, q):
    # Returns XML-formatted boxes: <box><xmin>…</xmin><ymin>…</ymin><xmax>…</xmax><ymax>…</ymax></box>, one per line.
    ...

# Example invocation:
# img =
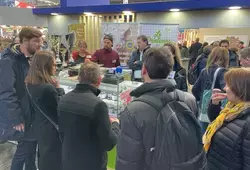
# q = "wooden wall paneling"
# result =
<box><xmin>79</xmin><ymin>12</ymin><xmax>136</xmax><ymax>53</ymax></box>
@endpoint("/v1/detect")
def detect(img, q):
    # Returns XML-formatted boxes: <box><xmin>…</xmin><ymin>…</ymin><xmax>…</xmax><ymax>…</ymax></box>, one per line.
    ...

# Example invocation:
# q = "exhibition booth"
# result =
<box><xmin>33</xmin><ymin>1</ymin><xmax>250</xmax><ymax>169</ymax></box>
<box><xmin>0</xmin><ymin>0</ymin><xmax>249</xmax><ymax>169</ymax></box>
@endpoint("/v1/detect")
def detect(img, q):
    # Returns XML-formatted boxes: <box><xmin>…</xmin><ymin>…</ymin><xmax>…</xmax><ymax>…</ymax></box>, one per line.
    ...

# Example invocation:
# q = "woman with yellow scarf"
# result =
<box><xmin>204</xmin><ymin>67</ymin><xmax>250</xmax><ymax>170</ymax></box>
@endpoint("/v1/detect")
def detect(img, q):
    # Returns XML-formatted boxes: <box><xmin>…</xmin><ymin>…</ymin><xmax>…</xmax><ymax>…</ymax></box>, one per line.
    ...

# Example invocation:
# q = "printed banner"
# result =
<box><xmin>140</xmin><ymin>24</ymin><xmax>179</xmax><ymax>47</ymax></box>
<box><xmin>68</xmin><ymin>23</ymin><xmax>85</xmax><ymax>50</ymax></box>
<box><xmin>101</xmin><ymin>23</ymin><xmax>139</xmax><ymax>66</ymax></box>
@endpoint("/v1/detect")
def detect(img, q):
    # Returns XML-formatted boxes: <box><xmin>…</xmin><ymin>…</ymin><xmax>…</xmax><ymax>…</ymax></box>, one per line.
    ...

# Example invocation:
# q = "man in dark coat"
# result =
<box><xmin>220</xmin><ymin>39</ymin><xmax>239</xmax><ymax>67</ymax></box>
<box><xmin>189</xmin><ymin>38</ymin><xmax>202</xmax><ymax>69</ymax></box>
<box><xmin>116</xmin><ymin>48</ymin><xmax>205</xmax><ymax>170</ymax></box>
<box><xmin>58</xmin><ymin>61</ymin><xmax>119</xmax><ymax>170</ymax></box>
<box><xmin>128</xmin><ymin>35</ymin><xmax>150</xmax><ymax>81</ymax></box>
<box><xmin>0</xmin><ymin>27</ymin><xmax>43</xmax><ymax>170</ymax></box>
<box><xmin>189</xmin><ymin>38</ymin><xmax>202</xmax><ymax>59</ymax></box>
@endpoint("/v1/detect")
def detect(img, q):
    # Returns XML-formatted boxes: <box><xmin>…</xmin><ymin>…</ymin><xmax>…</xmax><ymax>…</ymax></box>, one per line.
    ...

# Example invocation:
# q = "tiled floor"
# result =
<box><xmin>0</xmin><ymin>142</ymin><xmax>16</xmax><ymax>170</ymax></box>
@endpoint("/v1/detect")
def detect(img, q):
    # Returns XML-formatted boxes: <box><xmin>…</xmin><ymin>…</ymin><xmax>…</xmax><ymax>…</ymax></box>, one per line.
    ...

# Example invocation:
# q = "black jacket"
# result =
<box><xmin>189</xmin><ymin>42</ymin><xmax>202</xmax><ymax>59</ymax></box>
<box><xmin>0</xmin><ymin>44</ymin><xmax>34</xmax><ymax>140</ymax></box>
<box><xmin>128</xmin><ymin>47</ymin><xmax>150</xmax><ymax>81</ymax></box>
<box><xmin>27</xmin><ymin>83</ymin><xmax>64</xmax><ymax>170</ymax></box>
<box><xmin>192</xmin><ymin>65</ymin><xmax>227</xmax><ymax>102</ymax></box>
<box><xmin>58</xmin><ymin>84</ymin><xmax>118</xmax><ymax>170</ymax></box>
<box><xmin>116</xmin><ymin>79</ymin><xmax>202</xmax><ymax>170</ymax></box>
<box><xmin>196</xmin><ymin>49</ymin><xmax>211</xmax><ymax>77</ymax></box>
<box><xmin>206</xmin><ymin>103</ymin><xmax>250</xmax><ymax>170</ymax></box>
<box><xmin>173</xmin><ymin>58</ymin><xmax>188</xmax><ymax>91</ymax></box>
<box><xmin>229</xmin><ymin>49</ymin><xmax>239</xmax><ymax>67</ymax></box>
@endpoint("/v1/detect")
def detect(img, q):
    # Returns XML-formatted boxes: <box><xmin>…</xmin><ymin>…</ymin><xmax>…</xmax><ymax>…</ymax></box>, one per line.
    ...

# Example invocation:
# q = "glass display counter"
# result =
<box><xmin>59</xmin><ymin>73</ymin><xmax>142</xmax><ymax>118</ymax></box>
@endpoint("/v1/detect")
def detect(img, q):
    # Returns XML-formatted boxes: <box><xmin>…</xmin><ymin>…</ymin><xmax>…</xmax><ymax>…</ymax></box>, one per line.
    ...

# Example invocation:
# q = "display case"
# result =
<box><xmin>59</xmin><ymin>71</ymin><xmax>142</xmax><ymax>118</ymax></box>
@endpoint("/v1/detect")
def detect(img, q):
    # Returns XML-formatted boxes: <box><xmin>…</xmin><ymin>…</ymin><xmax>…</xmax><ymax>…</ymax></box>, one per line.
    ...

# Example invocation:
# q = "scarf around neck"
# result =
<box><xmin>203</xmin><ymin>101</ymin><xmax>250</xmax><ymax>152</ymax></box>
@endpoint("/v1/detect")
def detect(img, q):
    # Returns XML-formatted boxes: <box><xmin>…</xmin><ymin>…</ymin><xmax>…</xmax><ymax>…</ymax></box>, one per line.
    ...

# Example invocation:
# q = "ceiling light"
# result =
<box><xmin>84</xmin><ymin>12</ymin><xmax>93</xmax><ymax>16</ymax></box>
<box><xmin>170</xmin><ymin>8</ymin><xmax>180</xmax><ymax>12</ymax></box>
<box><xmin>123</xmin><ymin>11</ymin><xmax>133</xmax><ymax>15</ymax></box>
<box><xmin>229</xmin><ymin>6</ymin><xmax>241</xmax><ymax>10</ymax></box>
<box><xmin>51</xmin><ymin>13</ymin><xmax>59</xmax><ymax>15</ymax></box>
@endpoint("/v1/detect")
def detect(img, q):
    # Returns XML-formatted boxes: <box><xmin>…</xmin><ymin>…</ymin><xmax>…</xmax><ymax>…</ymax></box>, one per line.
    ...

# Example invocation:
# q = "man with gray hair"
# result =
<box><xmin>58</xmin><ymin>61</ymin><xmax>119</xmax><ymax>170</ymax></box>
<box><xmin>239</xmin><ymin>47</ymin><xmax>250</xmax><ymax>67</ymax></box>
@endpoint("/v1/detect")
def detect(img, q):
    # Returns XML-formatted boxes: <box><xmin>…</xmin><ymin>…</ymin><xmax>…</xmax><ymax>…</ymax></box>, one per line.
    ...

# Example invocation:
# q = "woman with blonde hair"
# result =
<box><xmin>192</xmin><ymin>47</ymin><xmax>229</xmax><ymax>134</ymax></box>
<box><xmin>164</xmin><ymin>43</ymin><xmax>188</xmax><ymax>91</ymax></box>
<box><xmin>26</xmin><ymin>51</ymin><xmax>64</xmax><ymax>170</ymax></box>
<box><xmin>72</xmin><ymin>40</ymin><xmax>91</xmax><ymax>64</ymax></box>
<box><xmin>205</xmin><ymin>68</ymin><xmax>250</xmax><ymax>169</ymax></box>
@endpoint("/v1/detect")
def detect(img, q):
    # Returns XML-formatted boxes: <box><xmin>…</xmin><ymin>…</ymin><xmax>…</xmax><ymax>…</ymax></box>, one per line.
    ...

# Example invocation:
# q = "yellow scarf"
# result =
<box><xmin>203</xmin><ymin>101</ymin><xmax>250</xmax><ymax>152</ymax></box>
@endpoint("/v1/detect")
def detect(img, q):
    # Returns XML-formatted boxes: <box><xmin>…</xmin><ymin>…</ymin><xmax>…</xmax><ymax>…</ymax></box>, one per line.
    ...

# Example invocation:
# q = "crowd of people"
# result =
<box><xmin>0</xmin><ymin>27</ymin><xmax>250</xmax><ymax>170</ymax></box>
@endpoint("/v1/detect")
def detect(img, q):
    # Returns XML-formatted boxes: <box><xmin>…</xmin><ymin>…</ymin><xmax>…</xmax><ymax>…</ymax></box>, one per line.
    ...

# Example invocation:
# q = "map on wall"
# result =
<box><xmin>101</xmin><ymin>23</ymin><xmax>139</xmax><ymax>66</ymax></box>
<box><xmin>140</xmin><ymin>24</ymin><xmax>179</xmax><ymax>47</ymax></box>
<box><xmin>204</xmin><ymin>35</ymin><xmax>249</xmax><ymax>48</ymax></box>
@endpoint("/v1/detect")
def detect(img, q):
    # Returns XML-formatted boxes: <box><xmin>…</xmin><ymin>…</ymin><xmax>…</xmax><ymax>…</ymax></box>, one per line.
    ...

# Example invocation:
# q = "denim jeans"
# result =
<box><xmin>11</xmin><ymin>141</ymin><xmax>37</xmax><ymax>170</ymax></box>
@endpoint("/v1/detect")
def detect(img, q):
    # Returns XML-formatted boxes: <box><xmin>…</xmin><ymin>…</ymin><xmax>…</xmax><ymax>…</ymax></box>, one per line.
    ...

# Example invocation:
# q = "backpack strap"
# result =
<box><xmin>174</xmin><ymin>90</ymin><xmax>185</xmax><ymax>102</ymax></box>
<box><xmin>133</xmin><ymin>94</ymin><xmax>163</xmax><ymax>112</ymax></box>
<box><xmin>132</xmin><ymin>90</ymin><xmax>181</xmax><ymax>112</ymax></box>
<box><xmin>25</xmin><ymin>85</ymin><xmax>62</xmax><ymax>143</ymax></box>
<box><xmin>211</xmin><ymin>68</ymin><xmax>222</xmax><ymax>90</ymax></box>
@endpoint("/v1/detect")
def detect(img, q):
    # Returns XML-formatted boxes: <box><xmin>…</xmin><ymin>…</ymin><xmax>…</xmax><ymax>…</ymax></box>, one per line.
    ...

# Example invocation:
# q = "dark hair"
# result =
<box><xmin>26</xmin><ymin>51</ymin><xmax>55</xmax><ymax>85</ymax></box>
<box><xmin>137</xmin><ymin>35</ymin><xmax>148</xmax><ymax>45</ymax></box>
<box><xmin>206</xmin><ymin>47</ymin><xmax>229</xmax><ymax>69</ymax></box>
<box><xmin>203</xmin><ymin>45</ymin><xmax>212</xmax><ymax>55</ymax></box>
<box><xmin>19</xmin><ymin>27</ymin><xmax>43</xmax><ymax>43</ymax></box>
<box><xmin>224</xmin><ymin>68</ymin><xmax>250</xmax><ymax>101</ymax></box>
<box><xmin>240</xmin><ymin>41</ymin><xmax>244</xmax><ymax>45</ymax></box>
<box><xmin>103</xmin><ymin>34</ymin><xmax>113</xmax><ymax>43</ymax></box>
<box><xmin>220</xmin><ymin>39</ymin><xmax>230</xmax><ymax>46</ymax></box>
<box><xmin>202</xmin><ymin>42</ymin><xmax>209</xmax><ymax>47</ymax></box>
<box><xmin>143</xmin><ymin>47</ymin><xmax>174</xmax><ymax>79</ymax></box>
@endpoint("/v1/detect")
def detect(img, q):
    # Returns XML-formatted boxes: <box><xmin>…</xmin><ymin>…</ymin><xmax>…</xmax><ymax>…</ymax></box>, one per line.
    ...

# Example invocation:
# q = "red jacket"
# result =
<box><xmin>91</xmin><ymin>49</ymin><xmax>120</xmax><ymax>68</ymax></box>
<box><xmin>72</xmin><ymin>51</ymin><xmax>91</xmax><ymax>61</ymax></box>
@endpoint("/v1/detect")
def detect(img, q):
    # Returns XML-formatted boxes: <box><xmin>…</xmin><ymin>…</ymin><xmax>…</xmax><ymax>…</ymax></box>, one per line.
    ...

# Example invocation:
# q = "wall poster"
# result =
<box><xmin>68</xmin><ymin>23</ymin><xmax>85</xmax><ymax>50</ymax></box>
<box><xmin>101</xmin><ymin>23</ymin><xmax>139</xmax><ymax>66</ymax></box>
<box><xmin>140</xmin><ymin>24</ymin><xmax>179</xmax><ymax>47</ymax></box>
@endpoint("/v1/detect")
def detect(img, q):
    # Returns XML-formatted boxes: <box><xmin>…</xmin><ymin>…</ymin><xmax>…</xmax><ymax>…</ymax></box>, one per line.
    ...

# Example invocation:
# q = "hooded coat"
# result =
<box><xmin>0</xmin><ymin>44</ymin><xmax>34</xmax><ymax>140</ymax></box>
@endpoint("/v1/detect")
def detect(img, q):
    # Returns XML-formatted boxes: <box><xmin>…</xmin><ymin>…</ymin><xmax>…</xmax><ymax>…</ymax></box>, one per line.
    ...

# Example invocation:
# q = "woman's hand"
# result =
<box><xmin>51</xmin><ymin>77</ymin><xmax>60</xmax><ymax>88</ymax></box>
<box><xmin>110</xmin><ymin>116</ymin><xmax>119</xmax><ymax>124</ymax></box>
<box><xmin>212</xmin><ymin>89</ymin><xmax>227</xmax><ymax>105</ymax></box>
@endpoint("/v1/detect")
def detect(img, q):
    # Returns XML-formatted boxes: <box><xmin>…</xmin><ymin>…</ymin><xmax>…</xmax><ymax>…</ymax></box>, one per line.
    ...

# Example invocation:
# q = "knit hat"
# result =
<box><xmin>103</xmin><ymin>34</ymin><xmax>113</xmax><ymax>43</ymax></box>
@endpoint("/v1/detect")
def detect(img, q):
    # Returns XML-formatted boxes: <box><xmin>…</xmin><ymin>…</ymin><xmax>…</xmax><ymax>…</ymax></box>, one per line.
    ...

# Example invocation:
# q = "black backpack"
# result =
<box><xmin>188</xmin><ymin>55</ymin><xmax>203</xmax><ymax>85</ymax></box>
<box><xmin>134</xmin><ymin>90</ymin><xmax>206</xmax><ymax>170</ymax></box>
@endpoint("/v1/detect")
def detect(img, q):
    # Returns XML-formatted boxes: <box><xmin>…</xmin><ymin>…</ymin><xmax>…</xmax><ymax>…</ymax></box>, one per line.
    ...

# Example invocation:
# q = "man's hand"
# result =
<box><xmin>13</xmin><ymin>123</ymin><xmax>25</xmax><ymax>132</ymax></box>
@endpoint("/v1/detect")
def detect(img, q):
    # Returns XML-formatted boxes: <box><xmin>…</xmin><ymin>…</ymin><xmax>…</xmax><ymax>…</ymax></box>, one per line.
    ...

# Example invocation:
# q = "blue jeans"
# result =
<box><xmin>11</xmin><ymin>141</ymin><xmax>37</xmax><ymax>170</ymax></box>
<box><xmin>200</xmin><ymin>121</ymin><xmax>209</xmax><ymax>136</ymax></box>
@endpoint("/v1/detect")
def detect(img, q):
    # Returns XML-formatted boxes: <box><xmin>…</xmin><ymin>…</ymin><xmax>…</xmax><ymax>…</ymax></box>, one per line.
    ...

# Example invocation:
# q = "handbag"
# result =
<box><xmin>25</xmin><ymin>85</ymin><xmax>62</xmax><ymax>143</ymax></box>
<box><xmin>199</xmin><ymin>68</ymin><xmax>221</xmax><ymax>123</ymax></box>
